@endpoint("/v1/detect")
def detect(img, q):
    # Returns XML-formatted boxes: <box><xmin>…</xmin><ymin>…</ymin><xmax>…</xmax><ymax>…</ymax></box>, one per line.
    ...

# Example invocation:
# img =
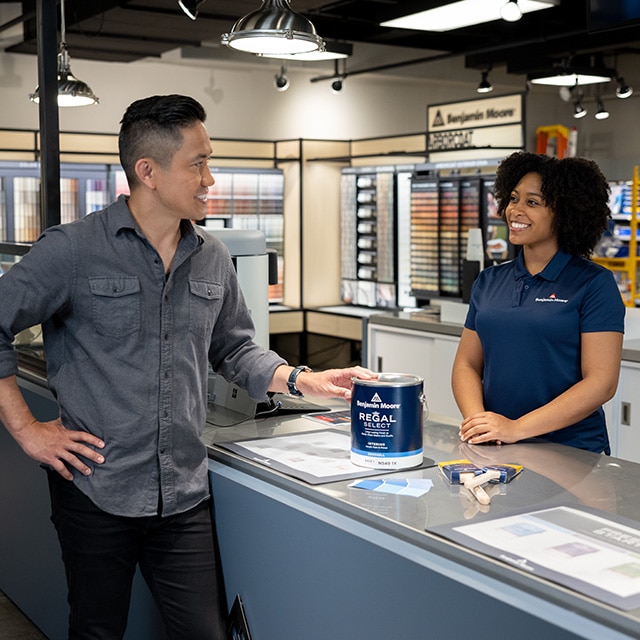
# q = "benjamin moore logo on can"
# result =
<box><xmin>355</xmin><ymin>392</ymin><xmax>400</xmax><ymax>410</ymax></box>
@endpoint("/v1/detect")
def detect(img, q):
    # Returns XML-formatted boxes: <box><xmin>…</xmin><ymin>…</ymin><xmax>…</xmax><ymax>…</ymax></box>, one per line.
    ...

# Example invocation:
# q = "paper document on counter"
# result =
<box><xmin>217</xmin><ymin>429</ymin><xmax>434</xmax><ymax>484</ymax></box>
<box><xmin>429</xmin><ymin>505</ymin><xmax>640</xmax><ymax>610</ymax></box>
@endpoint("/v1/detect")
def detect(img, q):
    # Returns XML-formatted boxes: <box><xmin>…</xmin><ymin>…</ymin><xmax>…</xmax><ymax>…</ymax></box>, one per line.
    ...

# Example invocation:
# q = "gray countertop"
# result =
<box><xmin>205</xmin><ymin>402</ymin><xmax>640</xmax><ymax>638</ymax></box>
<box><xmin>367</xmin><ymin>309</ymin><xmax>464</xmax><ymax>336</ymax></box>
<box><xmin>622</xmin><ymin>339</ymin><xmax>640</xmax><ymax>363</ymax></box>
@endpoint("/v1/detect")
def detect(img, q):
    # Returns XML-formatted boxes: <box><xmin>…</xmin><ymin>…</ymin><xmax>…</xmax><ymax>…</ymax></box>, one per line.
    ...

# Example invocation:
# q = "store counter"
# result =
<box><xmin>5</xmin><ymin>372</ymin><xmax>640</xmax><ymax>640</ymax></box>
<box><xmin>205</xmin><ymin>403</ymin><xmax>640</xmax><ymax>640</ymax></box>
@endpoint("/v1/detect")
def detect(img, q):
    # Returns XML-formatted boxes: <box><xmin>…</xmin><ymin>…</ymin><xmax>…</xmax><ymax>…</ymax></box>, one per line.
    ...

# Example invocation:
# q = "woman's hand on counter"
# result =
<box><xmin>459</xmin><ymin>411</ymin><xmax>520</xmax><ymax>446</ymax></box>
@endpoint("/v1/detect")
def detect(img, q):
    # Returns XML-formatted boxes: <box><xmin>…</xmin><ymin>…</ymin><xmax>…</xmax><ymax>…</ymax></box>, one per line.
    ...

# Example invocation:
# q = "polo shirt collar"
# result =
<box><xmin>513</xmin><ymin>249</ymin><xmax>572</xmax><ymax>282</ymax></box>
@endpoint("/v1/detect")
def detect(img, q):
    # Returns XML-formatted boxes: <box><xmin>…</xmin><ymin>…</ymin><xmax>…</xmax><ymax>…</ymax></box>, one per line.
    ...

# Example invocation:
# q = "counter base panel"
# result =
<box><xmin>209</xmin><ymin>461</ymin><xmax>618</xmax><ymax>640</ymax></box>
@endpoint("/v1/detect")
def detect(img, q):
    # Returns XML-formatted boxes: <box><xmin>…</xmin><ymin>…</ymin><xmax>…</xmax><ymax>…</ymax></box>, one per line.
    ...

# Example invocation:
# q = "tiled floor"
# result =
<box><xmin>0</xmin><ymin>591</ymin><xmax>48</xmax><ymax>640</ymax></box>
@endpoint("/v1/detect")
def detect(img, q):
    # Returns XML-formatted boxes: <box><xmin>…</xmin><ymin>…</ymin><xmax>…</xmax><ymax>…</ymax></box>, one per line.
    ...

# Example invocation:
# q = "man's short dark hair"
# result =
<box><xmin>118</xmin><ymin>94</ymin><xmax>207</xmax><ymax>188</ymax></box>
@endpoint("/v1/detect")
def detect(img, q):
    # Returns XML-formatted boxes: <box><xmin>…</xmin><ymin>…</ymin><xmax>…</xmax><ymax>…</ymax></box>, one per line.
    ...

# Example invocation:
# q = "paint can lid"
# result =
<box><xmin>352</xmin><ymin>373</ymin><xmax>423</xmax><ymax>387</ymax></box>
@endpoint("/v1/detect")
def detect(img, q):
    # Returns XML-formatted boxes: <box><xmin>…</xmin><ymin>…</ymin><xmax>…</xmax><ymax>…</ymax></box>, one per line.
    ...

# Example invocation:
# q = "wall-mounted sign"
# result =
<box><xmin>427</xmin><ymin>93</ymin><xmax>525</xmax><ymax>162</ymax></box>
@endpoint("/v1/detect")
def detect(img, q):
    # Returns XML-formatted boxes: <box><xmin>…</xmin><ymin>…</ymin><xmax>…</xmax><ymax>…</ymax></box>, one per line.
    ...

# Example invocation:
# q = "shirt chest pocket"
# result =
<box><xmin>189</xmin><ymin>280</ymin><xmax>223</xmax><ymax>338</ymax></box>
<box><xmin>89</xmin><ymin>277</ymin><xmax>141</xmax><ymax>338</ymax></box>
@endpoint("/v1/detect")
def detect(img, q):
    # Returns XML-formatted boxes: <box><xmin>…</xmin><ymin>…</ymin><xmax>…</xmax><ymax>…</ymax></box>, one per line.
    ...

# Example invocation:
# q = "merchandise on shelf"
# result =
<box><xmin>592</xmin><ymin>168</ymin><xmax>640</xmax><ymax>307</ymax></box>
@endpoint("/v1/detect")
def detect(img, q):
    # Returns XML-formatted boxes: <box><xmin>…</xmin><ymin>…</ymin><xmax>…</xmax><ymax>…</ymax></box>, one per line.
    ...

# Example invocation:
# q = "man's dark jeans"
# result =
<box><xmin>47</xmin><ymin>470</ymin><xmax>228</xmax><ymax>639</ymax></box>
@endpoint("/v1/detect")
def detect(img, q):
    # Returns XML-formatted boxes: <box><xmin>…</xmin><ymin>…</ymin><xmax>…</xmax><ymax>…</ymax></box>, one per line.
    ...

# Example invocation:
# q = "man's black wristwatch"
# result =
<box><xmin>287</xmin><ymin>365</ymin><xmax>311</xmax><ymax>396</ymax></box>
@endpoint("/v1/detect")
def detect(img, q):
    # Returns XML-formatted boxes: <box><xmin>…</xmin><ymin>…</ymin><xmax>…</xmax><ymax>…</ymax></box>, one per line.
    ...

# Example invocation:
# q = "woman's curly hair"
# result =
<box><xmin>493</xmin><ymin>151</ymin><xmax>611</xmax><ymax>258</ymax></box>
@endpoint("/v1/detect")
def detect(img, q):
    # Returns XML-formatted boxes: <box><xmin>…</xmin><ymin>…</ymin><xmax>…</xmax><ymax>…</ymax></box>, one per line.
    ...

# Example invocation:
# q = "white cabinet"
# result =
<box><xmin>610</xmin><ymin>360</ymin><xmax>640</xmax><ymax>463</ymax></box>
<box><xmin>366</xmin><ymin>323</ymin><xmax>461</xmax><ymax>421</ymax></box>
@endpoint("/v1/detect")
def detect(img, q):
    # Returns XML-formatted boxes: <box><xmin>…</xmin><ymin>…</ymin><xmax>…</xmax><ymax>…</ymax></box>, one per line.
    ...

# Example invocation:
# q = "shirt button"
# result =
<box><xmin>164</xmin><ymin>333</ymin><xmax>169</xmax><ymax>340</ymax></box>
<box><xmin>164</xmin><ymin>295</ymin><xmax>169</xmax><ymax>301</ymax></box>
<box><xmin>160</xmin><ymin>448</ymin><xmax>166</xmax><ymax>455</ymax></box>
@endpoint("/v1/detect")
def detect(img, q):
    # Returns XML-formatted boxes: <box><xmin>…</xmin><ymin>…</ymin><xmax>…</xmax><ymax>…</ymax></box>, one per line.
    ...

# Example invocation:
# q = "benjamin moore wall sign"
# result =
<box><xmin>427</xmin><ymin>93</ymin><xmax>525</xmax><ymax>161</ymax></box>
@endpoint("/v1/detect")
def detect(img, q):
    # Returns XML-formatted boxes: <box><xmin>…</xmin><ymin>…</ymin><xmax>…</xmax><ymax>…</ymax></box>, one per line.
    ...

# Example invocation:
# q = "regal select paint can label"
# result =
<box><xmin>351</xmin><ymin>373</ymin><xmax>425</xmax><ymax>470</ymax></box>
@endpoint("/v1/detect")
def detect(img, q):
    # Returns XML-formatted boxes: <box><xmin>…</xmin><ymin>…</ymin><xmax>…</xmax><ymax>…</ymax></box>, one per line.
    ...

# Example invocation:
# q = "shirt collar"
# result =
<box><xmin>513</xmin><ymin>249</ymin><xmax>572</xmax><ymax>282</ymax></box>
<box><xmin>109</xmin><ymin>194</ymin><xmax>203</xmax><ymax>249</ymax></box>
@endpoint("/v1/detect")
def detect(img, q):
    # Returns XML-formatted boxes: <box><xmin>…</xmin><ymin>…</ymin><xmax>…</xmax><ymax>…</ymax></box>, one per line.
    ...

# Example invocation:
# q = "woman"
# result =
<box><xmin>452</xmin><ymin>151</ymin><xmax>625</xmax><ymax>453</ymax></box>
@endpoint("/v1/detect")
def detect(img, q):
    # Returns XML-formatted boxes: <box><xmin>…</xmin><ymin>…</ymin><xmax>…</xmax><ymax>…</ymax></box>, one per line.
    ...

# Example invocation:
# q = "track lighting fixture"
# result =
<box><xmin>274</xmin><ymin>66</ymin><xmax>290</xmax><ymax>91</ymax></box>
<box><xmin>615</xmin><ymin>76</ymin><xmax>633</xmax><ymax>99</ymax></box>
<box><xmin>28</xmin><ymin>0</ymin><xmax>98</xmax><ymax>107</ymax></box>
<box><xmin>329</xmin><ymin>59</ymin><xmax>346</xmax><ymax>93</ymax></box>
<box><xmin>476</xmin><ymin>69</ymin><xmax>493</xmax><ymax>94</ymax></box>
<box><xmin>178</xmin><ymin>0</ymin><xmax>206</xmax><ymax>20</ymax></box>
<box><xmin>594</xmin><ymin>97</ymin><xmax>610</xmax><ymax>120</ymax></box>
<box><xmin>222</xmin><ymin>0</ymin><xmax>324</xmax><ymax>55</ymax></box>
<box><xmin>573</xmin><ymin>93</ymin><xmax>587</xmax><ymax>119</ymax></box>
<box><xmin>500</xmin><ymin>0</ymin><xmax>523</xmax><ymax>22</ymax></box>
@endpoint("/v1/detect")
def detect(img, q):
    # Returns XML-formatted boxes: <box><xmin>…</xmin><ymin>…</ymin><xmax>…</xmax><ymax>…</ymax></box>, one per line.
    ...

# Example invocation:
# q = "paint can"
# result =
<box><xmin>350</xmin><ymin>373</ymin><xmax>425</xmax><ymax>470</ymax></box>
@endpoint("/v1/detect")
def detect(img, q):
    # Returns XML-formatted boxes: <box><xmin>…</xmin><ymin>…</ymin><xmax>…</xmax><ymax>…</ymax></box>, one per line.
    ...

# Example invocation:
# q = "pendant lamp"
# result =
<box><xmin>221</xmin><ymin>0</ymin><xmax>323</xmax><ymax>55</ymax></box>
<box><xmin>29</xmin><ymin>0</ymin><xmax>99</xmax><ymax>107</ymax></box>
<box><xmin>178</xmin><ymin>0</ymin><xmax>207</xmax><ymax>20</ymax></box>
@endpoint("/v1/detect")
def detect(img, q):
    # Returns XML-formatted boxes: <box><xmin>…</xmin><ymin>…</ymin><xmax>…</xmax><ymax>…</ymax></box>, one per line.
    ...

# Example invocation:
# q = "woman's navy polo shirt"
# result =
<box><xmin>465</xmin><ymin>250</ymin><xmax>625</xmax><ymax>453</ymax></box>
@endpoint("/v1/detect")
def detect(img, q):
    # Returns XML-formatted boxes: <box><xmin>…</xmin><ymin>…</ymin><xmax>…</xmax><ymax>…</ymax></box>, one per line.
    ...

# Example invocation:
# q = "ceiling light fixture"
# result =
<box><xmin>178</xmin><ymin>0</ymin><xmax>206</xmax><ymax>20</ymax></box>
<box><xmin>274</xmin><ymin>66</ymin><xmax>290</xmax><ymax>91</ymax></box>
<box><xmin>330</xmin><ymin>59</ymin><xmax>346</xmax><ymax>93</ymax></box>
<box><xmin>615</xmin><ymin>76</ymin><xmax>633</xmax><ymax>99</ymax></box>
<box><xmin>476</xmin><ymin>69</ymin><xmax>493</xmax><ymax>93</ymax></box>
<box><xmin>28</xmin><ymin>0</ymin><xmax>99</xmax><ymax>107</ymax></box>
<box><xmin>221</xmin><ymin>0</ymin><xmax>323</xmax><ymax>55</ymax></box>
<box><xmin>595</xmin><ymin>97</ymin><xmax>610</xmax><ymax>120</ymax></box>
<box><xmin>573</xmin><ymin>92</ymin><xmax>587</xmax><ymax>119</ymax></box>
<box><xmin>259</xmin><ymin>40</ymin><xmax>352</xmax><ymax>61</ymax></box>
<box><xmin>380</xmin><ymin>0</ymin><xmax>557</xmax><ymax>33</ymax></box>
<box><xmin>500</xmin><ymin>0</ymin><xmax>523</xmax><ymax>22</ymax></box>
<box><xmin>529</xmin><ymin>67</ymin><xmax>613</xmax><ymax>87</ymax></box>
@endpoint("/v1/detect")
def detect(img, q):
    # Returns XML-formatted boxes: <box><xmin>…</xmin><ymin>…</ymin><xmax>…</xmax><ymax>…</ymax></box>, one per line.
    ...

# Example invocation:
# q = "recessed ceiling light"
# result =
<box><xmin>380</xmin><ymin>0</ymin><xmax>557</xmax><ymax>32</ymax></box>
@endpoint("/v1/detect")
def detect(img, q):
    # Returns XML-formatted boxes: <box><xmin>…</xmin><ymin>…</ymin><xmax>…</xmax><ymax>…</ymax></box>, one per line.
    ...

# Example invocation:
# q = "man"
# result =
<box><xmin>0</xmin><ymin>94</ymin><xmax>374</xmax><ymax>639</ymax></box>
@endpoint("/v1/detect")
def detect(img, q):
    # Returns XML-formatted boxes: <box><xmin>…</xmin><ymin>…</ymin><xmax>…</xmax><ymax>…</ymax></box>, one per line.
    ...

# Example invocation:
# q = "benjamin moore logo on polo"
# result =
<box><xmin>535</xmin><ymin>293</ymin><xmax>569</xmax><ymax>303</ymax></box>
